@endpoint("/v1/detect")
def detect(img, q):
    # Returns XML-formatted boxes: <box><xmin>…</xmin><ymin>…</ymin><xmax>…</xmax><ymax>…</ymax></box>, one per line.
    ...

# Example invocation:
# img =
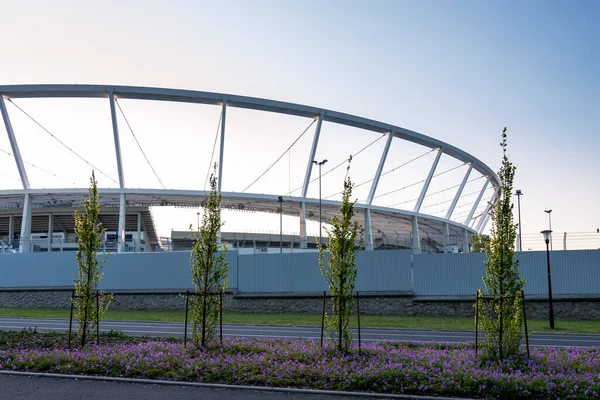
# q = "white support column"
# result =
<box><xmin>465</xmin><ymin>179</ymin><xmax>489</xmax><ymax>225</ymax></box>
<box><xmin>117</xmin><ymin>193</ymin><xmax>126</xmax><ymax>253</ymax></box>
<box><xmin>217</xmin><ymin>100</ymin><xmax>227</xmax><ymax>245</ymax></box>
<box><xmin>475</xmin><ymin>188</ymin><xmax>499</xmax><ymax>232</ymax></box>
<box><xmin>108</xmin><ymin>92</ymin><xmax>125</xmax><ymax>189</ymax></box>
<box><xmin>463</xmin><ymin>229</ymin><xmax>470</xmax><ymax>253</ymax></box>
<box><xmin>301</xmin><ymin>114</ymin><xmax>323</xmax><ymax>198</ymax></box>
<box><xmin>299</xmin><ymin>114</ymin><xmax>323</xmax><ymax>248</ymax></box>
<box><xmin>411</xmin><ymin>215</ymin><xmax>421</xmax><ymax>254</ymax></box>
<box><xmin>299</xmin><ymin>202</ymin><xmax>307</xmax><ymax>249</ymax></box>
<box><xmin>136</xmin><ymin>212</ymin><xmax>142</xmax><ymax>253</ymax></box>
<box><xmin>217</xmin><ymin>101</ymin><xmax>227</xmax><ymax>193</ymax></box>
<box><xmin>19</xmin><ymin>194</ymin><xmax>32</xmax><ymax>253</ymax></box>
<box><xmin>48</xmin><ymin>213</ymin><xmax>53</xmax><ymax>253</ymax></box>
<box><xmin>0</xmin><ymin>96</ymin><xmax>30</xmax><ymax>189</ymax></box>
<box><xmin>367</xmin><ymin>132</ymin><xmax>394</xmax><ymax>204</ymax></box>
<box><xmin>414</xmin><ymin>149</ymin><xmax>443</xmax><ymax>212</ymax></box>
<box><xmin>443</xmin><ymin>222</ymin><xmax>450</xmax><ymax>249</ymax></box>
<box><xmin>563</xmin><ymin>232</ymin><xmax>567</xmax><ymax>251</ymax></box>
<box><xmin>364</xmin><ymin>209</ymin><xmax>373</xmax><ymax>251</ymax></box>
<box><xmin>110</xmin><ymin>91</ymin><xmax>127</xmax><ymax>253</ymax></box>
<box><xmin>446</xmin><ymin>166</ymin><xmax>472</xmax><ymax>220</ymax></box>
<box><xmin>8</xmin><ymin>214</ymin><xmax>14</xmax><ymax>246</ymax></box>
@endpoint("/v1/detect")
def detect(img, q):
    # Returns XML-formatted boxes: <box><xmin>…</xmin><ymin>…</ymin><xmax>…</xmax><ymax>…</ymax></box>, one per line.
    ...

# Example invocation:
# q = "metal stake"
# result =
<box><xmin>184</xmin><ymin>290</ymin><xmax>189</xmax><ymax>348</ymax></box>
<box><xmin>522</xmin><ymin>291</ymin><xmax>530</xmax><ymax>359</ymax></box>
<box><xmin>219</xmin><ymin>290</ymin><xmax>223</xmax><ymax>345</ymax></box>
<box><xmin>96</xmin><ymin>290</ymin><xmax>100</xmax><ymax>345</ymax></box>
<box><xmin>68</xmin><ymin>289</ymin><xmax>75</xmax><ymax>349</ymax></box>
<box><xmin>320</xmin><ymin>290</ymin><xmax>326</xmax><ymax>348</ymax></box>
<box><xmin>474</xmin><ymin>291</ymin><xmax>479</xmax><ymax>355</ymax></box>
<box><xmin>356</xmin><ymin>291</ymin><xmax>361</xmax><ymax>354</ymax></box>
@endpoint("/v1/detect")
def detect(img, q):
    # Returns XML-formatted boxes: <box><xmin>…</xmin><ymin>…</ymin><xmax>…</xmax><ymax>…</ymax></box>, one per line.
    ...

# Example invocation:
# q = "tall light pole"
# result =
<box><xmin>313</xmin><ymin>159</ymin><xmax>328</xmax><ymax>246</ymax></box>
<box><xmin>515</xmin><ymin>190</ymin><xmax>523</xmax><ymax>252</ymax></box>
<box><xmin>541</xmin><ymin>229</ymin><xmax>555</xmax><ymax>329</ymax></box>
<box><xmin>544</xmin><ymin>209</ymin><xmax>553</xmax><ymax>250</ymax></box>
<box><xmin>197</xmin><ymin>212</ymin><xmax>200</xmax><ymax>232</ymax></box>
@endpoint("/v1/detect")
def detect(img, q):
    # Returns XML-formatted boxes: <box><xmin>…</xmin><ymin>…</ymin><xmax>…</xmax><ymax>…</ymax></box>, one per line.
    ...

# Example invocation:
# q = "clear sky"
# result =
<box><xmin>0</xmin><ymin>0</ymin><xmax>598</xmax><ymax>250</ymax></box>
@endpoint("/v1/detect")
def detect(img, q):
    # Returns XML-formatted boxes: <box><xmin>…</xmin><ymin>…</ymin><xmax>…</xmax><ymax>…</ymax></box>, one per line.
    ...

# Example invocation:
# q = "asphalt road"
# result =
<box><xmin>1</xmin><ymin>316</ymin><xmax>599</xmax><ymax>347</ymax></box>
<box><xmin>0</xmin><ymin>374</ymin><xmax>377</xmax><ymax>400</ymax></box>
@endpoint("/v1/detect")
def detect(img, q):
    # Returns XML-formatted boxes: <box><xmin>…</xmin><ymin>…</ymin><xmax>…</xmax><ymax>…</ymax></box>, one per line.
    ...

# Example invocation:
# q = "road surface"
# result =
<box><xmin>1</xmin><ymin>317</ymin><xmax>599</xmax><ymax>347</ymax></box>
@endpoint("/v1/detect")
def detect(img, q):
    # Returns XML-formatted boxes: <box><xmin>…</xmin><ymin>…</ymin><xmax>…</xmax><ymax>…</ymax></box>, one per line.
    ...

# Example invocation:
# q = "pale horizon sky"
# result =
<box><xmin>0</xmin><ymin>0</ymin><xmax>599</xmax><ymax>250</ymax></box>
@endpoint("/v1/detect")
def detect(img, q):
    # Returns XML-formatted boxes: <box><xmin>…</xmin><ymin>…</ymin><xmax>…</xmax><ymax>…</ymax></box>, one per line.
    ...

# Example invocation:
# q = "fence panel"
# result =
<box><xmin>0</xmin><ymin>252</ymin><xmax>78</xmax><ymax>287</ymax></box>
<box><xmin>0</xmin><ymin>250</ymin><xmax>239</xmax><ymax>290</ymax></box>
<box><xmin>520</xmin><ymin>250</ymin><xmax>600</xmax><ymax>296</ymax></box>
<box><xmin>413</xmin><ymin>253</ymin><xmax>486</xmax><ymax>296</ymax></box>
<box><xmin>356</xmin><ymin>250</ymin><xmax>412</xmax><ymax>292</ymax></box>
<box><xmin>237</xmin><ymin>250</ymin><xmax>412</xmax><ymax>293</ymax></box>
<box><xmin>238</xmin><ymin>252</ymin><xmax>326</xmax><ymax>293</ymax></box>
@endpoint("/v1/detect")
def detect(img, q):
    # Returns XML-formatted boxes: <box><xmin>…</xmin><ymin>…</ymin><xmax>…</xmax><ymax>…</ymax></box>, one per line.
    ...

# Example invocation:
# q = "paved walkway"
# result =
<box><xmin>0</xmin><ymin>374</ymin><xmax>386</xmax><ymax>400</ymax></box>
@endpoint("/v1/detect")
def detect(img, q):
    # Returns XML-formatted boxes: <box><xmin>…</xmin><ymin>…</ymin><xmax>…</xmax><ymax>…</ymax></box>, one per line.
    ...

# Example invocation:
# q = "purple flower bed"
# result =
<box><xmin>1</xmin><ymin>338</ymin><xmax>599</xmax><ymax>399</ymax></box>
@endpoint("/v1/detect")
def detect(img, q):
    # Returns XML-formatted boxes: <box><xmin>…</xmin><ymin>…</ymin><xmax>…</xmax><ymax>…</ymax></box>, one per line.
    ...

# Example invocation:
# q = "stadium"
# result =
<box><xmin>0</xmin><ymin>84</ymin><xmax>500</xmax><ymax>255</ymax></box>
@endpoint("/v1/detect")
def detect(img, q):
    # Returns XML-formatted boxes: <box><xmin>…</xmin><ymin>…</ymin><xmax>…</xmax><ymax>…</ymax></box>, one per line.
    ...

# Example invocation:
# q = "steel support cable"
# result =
<box><xmin>287</xmin><ymin>133</ymin><xmax>383</xmax><ymax>199</ymax></box>
<box><xmin>242</xmin><ymin>119</ymin><xmax>316</xmax><ymax>193</ymax></box>
<box><xmin>384</xmin><ymin>163</ymin><xmax>467</xmax><ymax>208</ymax></box>
<box><xmin>285</xmin><ymin>133</ymin><xmax>386</xmax><ymax>197</ymax></box>
<box><xmin>327</xmin><ymin>149</ymin><xmax>435</xmax><ymax>201</ymax></box>
<box><xmin>115</xmin><ymin>99</ymin><xmax>166</xmax><ymax>189</ymax></box>
<box><xmin>6</xmin><ymin>99</ymin><xmax>118</xmax><ymax>185</ymax></box>
<box><xmin>204</xmin><ymin>112</ymin><xmax>222</xmax><ymax>191</ymax></box>
<box><xmin>0</xmin><ymin>147</ymin><xmax>77</xmax><ymax>186</ymax></box>
<box><xmin>377</xmin><ymin>165</ymin><xmax>460</xmax><ymax>205</ymax></box>
<box><xmin>418</xmin><ymin>177</ymin><xmax>487</xmax><ymax>210</ymax></box>
<box><xmin>451</xmin><ymin>201</ymin><xmax>489</xmax><ymax>218</ymax></box>
<box><xmin>379</xmin><ymin>149</ymin><xmax>435</xmax><ymax>179</ymax></box>
<box><xmin>373</xmin><ymin>179</ymin><xmax>425</xmax><ymax>202</ymax></box>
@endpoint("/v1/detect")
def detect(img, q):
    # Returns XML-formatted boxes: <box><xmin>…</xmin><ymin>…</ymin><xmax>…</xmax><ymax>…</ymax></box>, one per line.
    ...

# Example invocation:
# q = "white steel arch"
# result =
<box><xmin>0</xmin><ymin>84</ymin><xmax>500</xmax><ymax>254</ymax></box>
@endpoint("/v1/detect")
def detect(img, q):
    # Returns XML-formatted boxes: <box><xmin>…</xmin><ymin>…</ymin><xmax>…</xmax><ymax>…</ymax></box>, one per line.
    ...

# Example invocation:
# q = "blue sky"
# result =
<box><xmin>0</xmin><ymin>0</ymin><xmax>598</xmax><ymax>249</ymax></box>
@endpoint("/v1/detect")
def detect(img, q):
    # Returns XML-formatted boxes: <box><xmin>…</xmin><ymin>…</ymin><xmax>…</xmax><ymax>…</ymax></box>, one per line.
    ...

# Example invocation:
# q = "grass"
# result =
<box><xmin>1</xmin><ymin>307</ymin><xmax>599</xmax><ymax>334</ymax></box>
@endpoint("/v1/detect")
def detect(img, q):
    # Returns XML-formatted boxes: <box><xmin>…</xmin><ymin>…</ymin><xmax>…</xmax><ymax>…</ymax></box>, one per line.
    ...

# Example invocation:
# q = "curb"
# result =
<box><xmin>0</xmin><ymin>370</ymin><xmax>475</xmax><ymax>400</ymax></box>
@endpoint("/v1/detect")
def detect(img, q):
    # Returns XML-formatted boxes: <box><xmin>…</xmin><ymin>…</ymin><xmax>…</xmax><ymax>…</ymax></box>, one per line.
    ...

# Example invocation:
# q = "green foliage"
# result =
<box><xmin>102</xmin><ymin>329</ymin><xmax>126</xmax><ymax>338</ymax></box>
<box><xmin>477</xmin><ymin>129</ymin><xmax>526</xmax><ymax>362</ymax></box>
<box><xmin>472</xmin><ymin>234</ymin><xmax>491</xmax><ymax>253</ymax></box>
<box><xmin>189</xmin><ymin>163</ymin><xmax>228</xmax><ymax>348</ymax></box>
<box><xmin>73</xmin><ymin>171</ymin><xmax>112</xmax><ymax>347</ymax></box>
<box><xmin>318</xmin><ymin>156</ymin><xmax>364</xmax><ymax>352</ymax></box>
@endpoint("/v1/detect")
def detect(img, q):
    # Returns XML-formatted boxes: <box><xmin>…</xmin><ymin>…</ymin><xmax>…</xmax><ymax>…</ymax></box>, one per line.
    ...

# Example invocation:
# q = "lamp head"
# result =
<box><xmin>516</xmin><ymin>189</ymin><xmax>522</xmax><ymax>195</ymax></box>
<box><xmin>541</xmin><ymin>229</ymin><xmax>552</xmax><ymax>244</ymax></box>
<box><xmin>544</xmin><ymin>209</ymin><xmax>552</xmax><ymax>214</ymax></box>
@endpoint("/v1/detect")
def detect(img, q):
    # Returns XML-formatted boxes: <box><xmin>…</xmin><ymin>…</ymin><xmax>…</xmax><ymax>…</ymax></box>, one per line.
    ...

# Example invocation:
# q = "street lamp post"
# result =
<box><xmin>515</xmin><ymin>190</ymin><xmax>523</xmax><ymax>252</ymax></box>
<box><xmin>313</xmin><ymin>159</ymin><xmax>328</xmax><ymax>246</ymax></box>
<box><xmin>541</xmin><ymin>229</ymin><xmax>555</xmax><ymax>329</ymax></box>
<box><xmin>544</xmin><ymin>210</ymin><xmax>553</xmax><ymax>250</ymax></box>
<box><xmin>197</xmin><ymin>212</ymin><xmax>200</xmax><ymax>232</ymax></box>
